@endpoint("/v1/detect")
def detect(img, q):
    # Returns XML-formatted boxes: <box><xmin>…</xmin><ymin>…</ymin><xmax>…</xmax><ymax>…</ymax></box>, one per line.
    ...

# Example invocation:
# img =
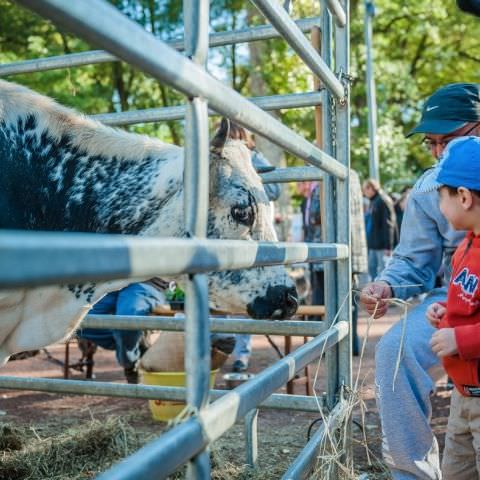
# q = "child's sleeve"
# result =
<box><xmin>455</xmin><ymin>324</ymin><xmax>480</xmax><ymax>360</ymax></box>
<box><xmin>454</xmin><ymin>256</ymin><xmax>480</xmax><ymax>360</ymax></box>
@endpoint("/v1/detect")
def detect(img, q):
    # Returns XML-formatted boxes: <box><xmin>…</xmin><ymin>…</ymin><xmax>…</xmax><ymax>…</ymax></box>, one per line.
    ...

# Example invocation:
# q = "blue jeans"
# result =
<box><xmin>78</xmin><ymin>283</ymin><xmax>165</xmax><ymax>369</ymax></box>
<box><xmin>368</xmin><ymin>249</ymin><xmax>386</xmax><ymax>281</ymax></box>
<box><xmin>375</xmin><ymin>288</ymin><xmax>445</xmax><ymax>479</ymax></box>
<box><xmin>233</xmin><ymin>334</ymin><xmax>252</xmax><ymax>365</ymax></box>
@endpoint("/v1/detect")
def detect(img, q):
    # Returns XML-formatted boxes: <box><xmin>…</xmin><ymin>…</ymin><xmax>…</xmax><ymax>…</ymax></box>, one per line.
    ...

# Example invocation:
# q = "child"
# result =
<box><xmin>426</xmin><ymin>136</ymin><xmax>480</xmax><ymax>479</ymax></box>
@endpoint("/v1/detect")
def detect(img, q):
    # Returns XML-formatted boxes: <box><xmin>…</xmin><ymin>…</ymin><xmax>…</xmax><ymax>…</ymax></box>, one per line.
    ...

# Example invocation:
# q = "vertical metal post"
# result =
<box><xmin>364</xmin><ymin>0</ymin><xmax>379</xmax><ymax>180</ymax></box>
<box><xmin>183</xmin><ymin>1</ymin><xmax>211</xmax><ymax>478</ymax></box>
<box><xmin>335</xmin><ymin>0</ymin><xmax>353</xmax><ymax>473</ymax></box>
<box><xmin>245</xmin><ymin>409</ymin><xmax>259</xmax><ymax>468</ymax></box>
<box><xmin>311</xmin><ymin>26</ymin><xmax>323</xmax><ymax>148</ymax></box>
<box><xmin>320</xmin><ymin>3</ymin><xmax>339</xmax><ymax>412</ymax></box>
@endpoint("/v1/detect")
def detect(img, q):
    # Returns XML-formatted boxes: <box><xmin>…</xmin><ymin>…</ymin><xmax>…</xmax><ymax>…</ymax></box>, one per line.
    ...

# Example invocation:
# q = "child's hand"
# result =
<box><xmin>430</xmin><ymin>328</ymin><xmax>458</xmax><ymax>357</ymax></box>
<box><xmin>426</xmin><ymin>303</ymin><xmax>446</xmax><ymax>328</ymax></box>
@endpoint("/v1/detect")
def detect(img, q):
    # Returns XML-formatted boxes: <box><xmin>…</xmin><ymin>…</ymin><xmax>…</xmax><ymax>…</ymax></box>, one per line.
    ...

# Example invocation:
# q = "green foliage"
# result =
<box><xmin>350</xmin><ymin>0</ymin><xmax>480</xmax><ymax>183</ymax></box>
<box><xmin>2</xmin><ymin>0</ymin><xmax>480</xmax><ymax>187</ymax></box>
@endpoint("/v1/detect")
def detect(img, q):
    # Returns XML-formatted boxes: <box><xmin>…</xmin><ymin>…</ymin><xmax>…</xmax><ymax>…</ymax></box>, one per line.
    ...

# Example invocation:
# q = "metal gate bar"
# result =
<box><xmin>252</xmin><ymin>0</ymin><xmax>344</xmax><ymax>99</ymax></box>
<box><xmin>183</xmin><ymin>2</ymin><xmax>212</xmax><ymax>475</ymax></box>
<box><xmin>260</xmin><ymin>166</ymin><xmax>324</xmax><ymax>183</ymax></box>
<box><xmin>0</xmin><ymin>17</ymin><xmax>321</xmax><ymax>77</ymax></box>
<box><xmin>0</xmin><ymin>376</ymin><xmax>325</xmax><ymax>412</ymax></box>
<box><xmin>82</xmin><ymin>315</ymin><xmax>327</xmax><ymax>336</ymax></box>
<box><xmin>327</xmin><ymin>0</ymin><xmax>347</xmax><ymax>27</ymax></box>
<box><xmin>0</xmin><ymin>232</ymin><xmax>347</xmax><ymax>288</ymax></box>
<box><xmin>335</xmin><ymin>0</ymin><xmax>352</xmax><ymax>402</ymax></box>
<box><xmin>92</xmin><ymin>91</ymin><xmax>324</xmax><ymax>126</ymax></box>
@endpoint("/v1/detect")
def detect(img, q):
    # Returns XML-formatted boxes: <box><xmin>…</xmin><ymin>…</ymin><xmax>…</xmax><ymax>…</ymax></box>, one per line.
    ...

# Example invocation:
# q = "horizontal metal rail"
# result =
<box><xmin>15</xmin><ymin>0</ymin><xmax>347</xmax><ymax>179</ymax></box>
<box><xmin>0</xmin><ymin>231</ymin><xmax>349</xmax><ymax>287</ymax></box>
<box><xmin>327</xmin><ymin>0</ymin><xmax>347</xmax><ymax>27</ymax></box>
<box><xmin>0</xmin><ymin>17</ymin><xmax>320</xmax><ymax>77</ymax></box>
<box><xmin>252</xmin><ymin>0</ymin><xmax>344</xmax><ymax>100</ymax></box>
<box><xmin>0</xmin><ymin>377</ymin><xmax>322</xmax><ymax>412</ymax></box>
<box><xmin>82</xmin><ymin>315</ymin><xmax>327</xmax><ymax>337</ymax></box>
<box><xmin>92</xmin><ymin>91</ymin><xmax>323</xmax><ymax>126</ymax></box>
<box><xmin>96</xmin><ymin>321</ymin><xmax>348</xmax><ymax>480</ymax></box>
<box><xmin>261</xmin><ymin>166</ymin><xmax>325</xmax><ymax>184</ymax></box>
<box><xmin>281</xmin><ymin>399</ymin><xmax>347</xmax><ymax>479</ymax></box>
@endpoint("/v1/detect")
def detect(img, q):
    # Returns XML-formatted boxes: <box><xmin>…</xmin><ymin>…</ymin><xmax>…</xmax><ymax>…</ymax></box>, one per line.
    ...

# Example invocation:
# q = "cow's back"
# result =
<box><xmin>0</xmin><ymin>80</ymin><xmax>183</xmax><ymax>234</ymax></box>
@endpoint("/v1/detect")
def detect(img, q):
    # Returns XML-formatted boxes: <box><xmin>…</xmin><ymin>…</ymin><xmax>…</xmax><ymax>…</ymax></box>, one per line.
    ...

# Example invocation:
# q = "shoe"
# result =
<box><xmin>138</xmin><ymin>334</ymin><xmax>150</xmax><ymax>357</ymax></box>
<box><xmin>124</xmin><ymin>367</ymin><xmax>139</xmax><ymax>384</ymax></box>
<box><xmin>232</xmin><ymin>360</ymin><xmax>248</xmax><ymax>373</ymax></box>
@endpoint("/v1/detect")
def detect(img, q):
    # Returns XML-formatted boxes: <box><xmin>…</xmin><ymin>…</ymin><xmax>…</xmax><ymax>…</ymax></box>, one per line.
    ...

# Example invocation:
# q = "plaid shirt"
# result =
<box><xmin>302</xmin><ymin>170</ymin><xmax>367</xmax><ymax>275</ymax></box>
<box><xmin>350</xmin><ymin>169</ymin><xmax>368</xmax><ymax>275</ymax></box>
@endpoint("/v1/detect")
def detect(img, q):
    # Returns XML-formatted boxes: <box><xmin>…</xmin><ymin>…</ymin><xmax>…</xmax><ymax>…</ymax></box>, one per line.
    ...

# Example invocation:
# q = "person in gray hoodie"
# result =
<box><xmin>360</xmin><ymin>83</ymin><xmax>480</xmax><ymax>479</ymax></box>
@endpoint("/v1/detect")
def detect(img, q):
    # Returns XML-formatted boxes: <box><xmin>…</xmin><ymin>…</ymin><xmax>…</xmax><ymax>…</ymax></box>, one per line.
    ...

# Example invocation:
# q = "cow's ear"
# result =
<box><xmin>210</xmin><ymin>117</ymin><xmax>229</xmax><ymax>154</ymax></box>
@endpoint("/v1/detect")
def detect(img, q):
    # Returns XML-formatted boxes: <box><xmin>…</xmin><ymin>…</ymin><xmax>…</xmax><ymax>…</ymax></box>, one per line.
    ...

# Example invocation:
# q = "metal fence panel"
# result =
<box><xmin>5</xmin><ymin>0</ymin><xmax>351</xmax><ymax>477</ymax></box>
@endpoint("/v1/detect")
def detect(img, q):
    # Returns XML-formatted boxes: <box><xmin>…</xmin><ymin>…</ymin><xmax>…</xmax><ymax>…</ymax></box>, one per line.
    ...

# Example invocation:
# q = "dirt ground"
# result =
<box><xmin>0</xmin><ymin>303</ymin><xmax>451</xmax><ymax>479</ymax></box>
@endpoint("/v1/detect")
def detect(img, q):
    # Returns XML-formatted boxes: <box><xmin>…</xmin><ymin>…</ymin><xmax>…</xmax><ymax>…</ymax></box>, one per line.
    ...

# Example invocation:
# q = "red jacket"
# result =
<box><xmin>440</xmin><ymin>232</ymin><xmax>480</xmax><ymax>396</ymax></box>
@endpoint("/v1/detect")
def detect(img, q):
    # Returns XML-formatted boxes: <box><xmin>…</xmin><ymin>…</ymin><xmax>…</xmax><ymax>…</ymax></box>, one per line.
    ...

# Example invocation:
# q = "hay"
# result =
<box><xmin>0</xmin><ymin>416</ymin><xmax>147</xmax><ymax>480</ymax></box>
<box><xmin>0</xmin><ymin>425</ymin><xmax>23</xmax><ymax>451</ymax></box>
<box><xmin>308</xmin><ymin>290</ymin><xmax>411</xmax><ymax>479</ymax></box>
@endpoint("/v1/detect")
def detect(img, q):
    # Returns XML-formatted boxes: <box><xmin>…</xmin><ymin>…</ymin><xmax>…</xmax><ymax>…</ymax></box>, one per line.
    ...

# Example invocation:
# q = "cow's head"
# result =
<box><xmin>204</xmin><ymin>122</ymin><xmax>298</xmax><ymax>319</ymax></box>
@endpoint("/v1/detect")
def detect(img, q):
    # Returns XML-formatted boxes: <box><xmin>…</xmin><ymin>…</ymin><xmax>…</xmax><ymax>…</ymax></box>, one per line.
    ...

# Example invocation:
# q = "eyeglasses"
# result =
<box><xmin>422</xmin><ymin>123</ymin><xmax>479</xmax><ymax>151</ymax></box>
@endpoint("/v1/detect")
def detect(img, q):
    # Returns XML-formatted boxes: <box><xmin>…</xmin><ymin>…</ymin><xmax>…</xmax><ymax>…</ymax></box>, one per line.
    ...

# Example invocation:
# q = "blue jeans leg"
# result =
<box><xmin>368</xmin><ymin>249</ymin><xmax>386</xmax><ymax>281</ymax></box>
<box><xmin>375</xmin><ymin>288</ymin><xmax>445</xmax><ymax>480</ymax></box>
<box><xmin>77</xmin><ymin>291</ymin><xmax>118</xmax><ymax>350</ymax></box>
<box><xmin>113</xmin><ymin>283</ymin><xmax>165</xmax><ymax>368</ymax></box>
<box><xmin>233</xmin><ymin>334</ymin><xmax>252</xmax><ymax>365</ymax></box>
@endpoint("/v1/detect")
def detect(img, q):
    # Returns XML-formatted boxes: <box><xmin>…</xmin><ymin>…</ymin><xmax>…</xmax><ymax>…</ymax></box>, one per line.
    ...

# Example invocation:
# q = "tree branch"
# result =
<box><xmin>410</xmin><ymin>33</ymin><xmax>428</xmax><ymax>76</ymax></box>
<box><xmin>375</xmin><ymin>14</ymin><xmax>411</xmax><ymax>34</ymax></box>
<box><xmin>459</xmin><ymin>50</ymin><xmax>480</xmax><ymax>63</ymax></box>
<box><xmin>112</xmin><ymin>62</ymin><xmax>129</xmax><ymax>111</ymax></box>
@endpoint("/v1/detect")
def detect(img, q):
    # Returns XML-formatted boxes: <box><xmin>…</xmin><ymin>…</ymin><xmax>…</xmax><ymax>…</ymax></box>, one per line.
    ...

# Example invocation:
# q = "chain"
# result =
<box><xmin>337</xmin><ymin>67</ymin><xmax>354</xmax><ymax>105</ymax></box>
<box><xmin>330</xmin><ymin>69</ymin><xmax>354</xmax><ymax>155</ymax></box>
<box><xmin>329</xmin><ymin>92</ymin><xmax>337</xmax><ymax>155</ymax></box>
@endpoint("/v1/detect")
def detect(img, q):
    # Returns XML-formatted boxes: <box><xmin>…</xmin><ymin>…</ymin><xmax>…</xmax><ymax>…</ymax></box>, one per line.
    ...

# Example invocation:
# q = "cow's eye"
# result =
<box><xmin>231</xmin><ymin>204</ymin><xmax>254</xmax><ymax>227</ymax></box>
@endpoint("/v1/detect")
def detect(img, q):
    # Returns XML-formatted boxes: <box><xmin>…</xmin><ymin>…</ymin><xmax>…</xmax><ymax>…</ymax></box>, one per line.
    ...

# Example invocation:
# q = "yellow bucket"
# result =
<box><xmin>141</xmin><ymin>369</ymin><xmax>218</xmax><ymax>421</ymax></box>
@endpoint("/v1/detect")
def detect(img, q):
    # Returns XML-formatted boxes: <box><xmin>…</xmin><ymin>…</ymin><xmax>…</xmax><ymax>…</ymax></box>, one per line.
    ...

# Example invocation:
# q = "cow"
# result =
<box><xmin>0</xmin><ymin>80</ymin><xmax>298</xmax><ymax>364</ymax></box>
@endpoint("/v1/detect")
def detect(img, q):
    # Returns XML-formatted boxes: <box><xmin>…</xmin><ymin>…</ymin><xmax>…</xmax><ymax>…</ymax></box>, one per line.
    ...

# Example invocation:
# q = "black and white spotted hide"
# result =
<box><xmin>0</xmin><ymin>80</ymin><xmax>298</xmax><ymax>363</ymax></box>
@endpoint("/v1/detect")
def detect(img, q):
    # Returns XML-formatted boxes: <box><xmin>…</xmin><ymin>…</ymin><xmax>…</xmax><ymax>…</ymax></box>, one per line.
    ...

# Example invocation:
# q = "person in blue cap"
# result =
<box><xmin>360</xmin><ymin>83</ymin><xmax>480</xmax><ymax>479</ymax></box>
<box><xmin>425</xmin><ymin>137</ymin><xmax>480</xmax><ymax>479</ymax></box>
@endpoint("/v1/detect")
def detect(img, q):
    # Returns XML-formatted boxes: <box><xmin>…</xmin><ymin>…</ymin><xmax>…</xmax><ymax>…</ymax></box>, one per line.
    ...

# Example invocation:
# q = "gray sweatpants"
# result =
<box><xmin>375</xmin><ymin>288</ymin><xmax>446</xmax><ymax>479</ymax></box>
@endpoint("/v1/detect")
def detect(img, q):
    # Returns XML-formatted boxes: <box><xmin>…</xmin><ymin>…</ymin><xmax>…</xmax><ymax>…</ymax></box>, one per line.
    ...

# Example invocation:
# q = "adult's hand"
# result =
<box><xmin>359</xmin><ymin>281</ymin><xmax>392</xmax><ymax>318</ymax></box>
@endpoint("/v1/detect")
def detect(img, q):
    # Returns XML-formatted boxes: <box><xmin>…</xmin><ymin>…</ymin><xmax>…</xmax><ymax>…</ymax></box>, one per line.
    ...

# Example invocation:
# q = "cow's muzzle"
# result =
<box><xmin>246</xmin><ymin>285</ymin><xmax>298</xmax><ymax>319</ymax></box>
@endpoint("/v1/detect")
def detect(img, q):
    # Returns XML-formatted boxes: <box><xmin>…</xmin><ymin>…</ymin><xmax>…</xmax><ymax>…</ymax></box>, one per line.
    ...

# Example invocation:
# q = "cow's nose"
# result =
<box><xmin>271</xmin><ymin>286</ymin><xmax>298</xmax><ymax>319</ymax></box>
<box><xmin>284</xmin><ymin>286</ymin><xmax>299</xmax><ymax>318</ymax></box>
<box><xmin>246</xmin><ymin>284</ymin><xmax>299</xmax><ymax>319</ymax></box>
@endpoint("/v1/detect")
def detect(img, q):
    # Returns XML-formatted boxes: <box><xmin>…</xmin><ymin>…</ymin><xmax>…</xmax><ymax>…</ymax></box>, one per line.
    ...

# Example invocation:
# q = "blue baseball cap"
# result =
<box><xmin>407</xmin><ymin>83</ymin><xmax>480</xmax><ymax>137</ymax></box>
<box><xmin>436</xmin><ymin>136</ymin><xmax>480</xmax><ymax>190</ymax></box>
